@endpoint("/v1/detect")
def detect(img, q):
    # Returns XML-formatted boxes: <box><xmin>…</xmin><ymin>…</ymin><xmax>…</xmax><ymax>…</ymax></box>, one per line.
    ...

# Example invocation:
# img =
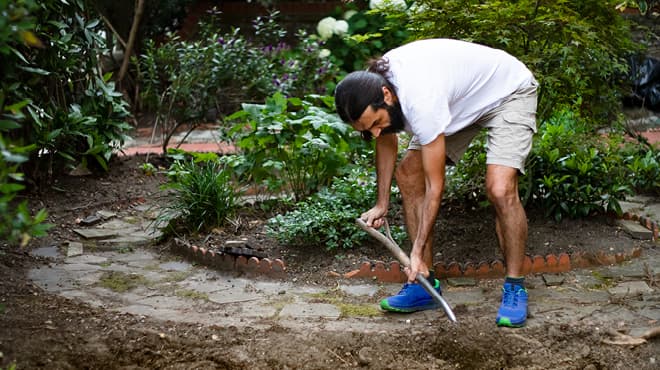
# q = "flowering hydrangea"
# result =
<box><xmin>333</xmin><ymin>20</ymin><xmax>349</xmax><ymax>36</ymax></box>
<box><xmin>343</xmin><ymin>10</ymin><xmax>357</xmax><ymax>20</ymax></box>
<box><xmin>369</xmin><ymin>0</ymin><xmax>407</xmax><ymax>10</ymax></box>
<box><xmin>317</xmin><ymin>16</ymin><xmax>337</xmax><ymax>40</ymax></box>
<box><xmin>317</xmin><ymin>17</ymin><xmax>350</xmax><ymax>39</ymax></box>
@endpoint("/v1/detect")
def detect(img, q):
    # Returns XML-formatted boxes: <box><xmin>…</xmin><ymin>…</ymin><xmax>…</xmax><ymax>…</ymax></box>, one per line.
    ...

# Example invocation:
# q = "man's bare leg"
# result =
<box><xmin>485</xmin><ymin>164</ymin><xmax>527</xmax><ymax>277</ymax></box>
<box><xmin>377</xmin><ymin>149</ymin><xmax>441</xmax><ymax>313</ymax></box>
<box><xmin>395</xmin><ymin>150</ymin><xmax>433</xmax><ymax>268</ymax></box>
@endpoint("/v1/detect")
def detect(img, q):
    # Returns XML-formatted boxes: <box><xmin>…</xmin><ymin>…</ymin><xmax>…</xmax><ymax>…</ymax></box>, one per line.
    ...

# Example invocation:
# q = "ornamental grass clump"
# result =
<box><xmin>161</xmin><ymin>159</ymin><xmax>241</xmax><ymax>233</ymax></box>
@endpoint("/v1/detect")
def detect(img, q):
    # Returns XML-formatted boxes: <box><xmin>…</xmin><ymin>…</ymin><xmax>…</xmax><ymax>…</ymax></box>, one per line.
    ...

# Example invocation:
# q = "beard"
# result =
<box><xmin>381</xmin><ymin>101</ymin><xmax>406</xmax><ymax>135</ymax></box>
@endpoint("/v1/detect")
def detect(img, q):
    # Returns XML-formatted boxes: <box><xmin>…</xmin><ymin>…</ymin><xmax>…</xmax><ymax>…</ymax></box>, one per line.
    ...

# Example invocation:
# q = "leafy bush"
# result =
<box><xmin>316</xmin><ymin>3</ymin><xmax>410</xmax><ymax>72</ymax></box>
<box><xmin>223</xmin><ymin>93</ymin><xmax>371</xmax><ymax>201</ymax></box>
<box><xmin>0</xmin><ymin>136</ymin><xmax>51</xmax><ymax>246</ymax></box>
<box><xmin>0</xmin><ymin>0</ymin><xmax>52</xmax><ymax>246</ymax></box>
<box><xmin>522</xmin><ymin>111</ymin><xmax>632</xmax><ymax>221</ymax></box>
<box><xmin>444</xmin><ymin>110</ymin><xmax>657</xmax><ymax>221</ymax></box>
<box><xmin>161</xmin><ymin>158</ymin><xmax>241</xmax><ymax>233</ymax></box>
<box><xmin>139</xmin><ymin>11</ymin><xmax>339</xmax><ymax>151</ymax></box>
<box><xmin>444</xmin><ymin>133</ymin><xmax>488</xmax><ymax>206</ymax></box>
<box><xmin>267</xmin><ymin>167</ymin><xmax>406</xmax><ymax>250</ymax></box>
<box><xmin>621</xmin><ymin>140</ymin><xmax>660</xmax><ymax>194</ymax></box>
<box><xmin>3</xmin><ymin>0</ymin><xmax>131</xmax><ymax>183</ymax></box>
<box><xmin>383</xmin><ymin>0</ymin><xmax>639</xmax><ymax>126</ymax></box>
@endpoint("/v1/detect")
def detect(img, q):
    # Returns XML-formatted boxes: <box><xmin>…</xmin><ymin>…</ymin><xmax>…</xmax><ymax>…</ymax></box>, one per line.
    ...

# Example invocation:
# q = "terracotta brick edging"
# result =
<box><xmin>171</xmin><ymin>238</ymin><xmax>286</xmax><ymax>279</ymax></box>
<box><xmin>342</xmin><ymin>248</ymin><xmax>644</xmax><ymax>283</ymax></box>
<box><xmin>344</xmin><ymin>210</ymin><xmax>657</xmax><ymax>283</ymax></box>
<box><xmin>167</xmin><ymin>209</ymin><xmax>657</xmax><ymax>283</ymax></box>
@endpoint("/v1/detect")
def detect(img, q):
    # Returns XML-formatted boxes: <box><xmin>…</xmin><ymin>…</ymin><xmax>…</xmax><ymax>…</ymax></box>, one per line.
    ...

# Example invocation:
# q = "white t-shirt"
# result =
<box><xmin>383</xmin><ymin>39</ymin><xmax>535</xmax><ymax>145</ymax></box>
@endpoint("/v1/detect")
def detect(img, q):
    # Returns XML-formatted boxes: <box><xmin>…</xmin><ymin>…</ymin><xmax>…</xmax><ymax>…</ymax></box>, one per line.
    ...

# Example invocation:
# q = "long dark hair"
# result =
<box><xmin>334</xmin><ymin>57</ymin><xmax>394</xmax><ymax>125</ymax></box>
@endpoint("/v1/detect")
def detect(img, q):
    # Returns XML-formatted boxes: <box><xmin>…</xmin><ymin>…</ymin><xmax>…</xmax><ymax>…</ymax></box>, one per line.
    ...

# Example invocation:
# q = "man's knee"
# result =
<box><xmin>486</xmin><ymin>170</ymin><xmax>519</xmax><ymax>207</ymax></box>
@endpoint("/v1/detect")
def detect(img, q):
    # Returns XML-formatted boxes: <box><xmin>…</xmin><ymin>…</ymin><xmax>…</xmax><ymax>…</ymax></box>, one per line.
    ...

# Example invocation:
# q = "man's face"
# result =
<box><xmin>352</xmin><ymin>87</ymin><xmax>405</xmax><ymax>140</ymax></box>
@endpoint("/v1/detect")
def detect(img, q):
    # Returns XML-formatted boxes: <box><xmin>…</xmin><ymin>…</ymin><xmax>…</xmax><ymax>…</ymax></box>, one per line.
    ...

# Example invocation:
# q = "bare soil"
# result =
<box><xmin>1</xmin><ymin>154</ymin><xmax>658</xmax><ymax>369</ymax></box>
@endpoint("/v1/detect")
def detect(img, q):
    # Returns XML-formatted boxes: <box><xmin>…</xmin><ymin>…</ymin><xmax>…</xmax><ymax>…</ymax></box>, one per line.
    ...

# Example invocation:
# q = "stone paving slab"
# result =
<box><xmin>339</xmin><ymin>284</ymin><xmax>380</xmax><ymax>297</ymax></box>
<box><xmin>73</xmin><ymin>228</ymin><xmax>125</xmax><ymax>239</ymax></box>
<box><xmin>59</xmin><ymin>289</ymin><xmax>108</xmax><ymax>308</ymax></box>
<box><xmin>59</xmin><ymin>263</ymin><xmax>104</xmax><ymax>272</ymax></box>
<box><xmin>279</xmin><ymin>303</ymin><xmax>341</xmax><ymax>319</ymax></box>
<box><xmin>65</xmin><ymin>255</ymin><xmax>109</xmax><ymax>265</ymax></box>
<box><xmin>607</xmin><ymin>281</ymin><xmax>654</xmax><ymax>297</ymax></box>
<box><xmin>135</xmin><ymin>295</ymin><xmax>196</xmax><ymax>310</ymax></box>
<box><xmin>447</xmin><ymin>277</ymin><xmax>478</xmax><ymax>287</ymax></box>
<box><xmin>617</xmin><ymin>219</ymin><xmax>654</xmax><ymax>239</ymax></box>
<box><xmin>100</xmin><ymin>234</ymin><xmax>157</xmax><ymax>245</ymax></box>
<box><xmin>235</xmin><ymin>301</ymin><xmax>279</xmax><ymax>318</ymax></box>
<box><xmin>28</xmin><ymin>267</ymin><xmax>76</xmax><ymax>292</ymax></box>
<box><xmin>207</xmin><ymin>291</ymin><xmax>263</xmax><ymax>305</ymax></box>
<box><xmin>66</xmin><ymin>242</ymin><xmax>84</xmax><ymax>257</ymax></box>
<box><xmin>443</xmin><ymin>289</ymin><xmax>485</xmax><ymax>306</ymax></box>
<box><xmin>159</xmin><ymin>261</ymin><xmax>193</xmax><ymax>272</ymax></box>
<box><xmin>597</xmin><ymin>263</ymin><xmax>653</xmax><ymax>280</ymax></box>
<box><xmin>109</xmin><ymin>250</ymin><xmax>157</xmax><ymax>263</ymax></box>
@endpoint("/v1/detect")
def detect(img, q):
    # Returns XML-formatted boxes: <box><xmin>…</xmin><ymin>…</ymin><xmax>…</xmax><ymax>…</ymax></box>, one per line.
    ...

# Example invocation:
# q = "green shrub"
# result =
<box><xmin>0</xmin><ymin>136</ymin><xmax>51</xmax><ymax>246</ymax></box>
<box><xmin>621</xmin><ymin>141</ymin><xmax>660</xmax><ymax>194</ymax></box>
<box><xmin>522</xmin><ymin>111</ymin><xmax>632</xmax><ymax>221</ymax></box>
<box><xmin>316</xmin><ymin>3</ymin><xmax>410</xmax><ymax>72</ymax></box>
<box><xmin>3</xmin><ymin>0</ymin><xmax>130</xmax><ymax>183</ymax></box>
<box><xmin>161</xmin><ymin>159</ymin><xmax>241</xmax><ymax>233</ymax></box>
<box><xmin>444</xmin><ymin>132</ymin><xmax>488</xmax><ymax>206</ymax></box>
<box><xmin>223</xmin><ymin>93</ymin><xmax>371</xmax><ymax>201</ymax></box>
<box><xmin>267</xmin><ymin>167</ymin><xmax>406</xmax><ymax>250</ymax></box>
<box><xmin>384</xmin><ymin>0</ymin><xmax>639</xmax><ymax>126</ymax></box>
<box><xmin>437</xmin><ymin>110</ymin><xmax>657</xmax><ymax>221</ymax></box>
<box><xmin>0</xmin><ymin>0</ymin><xmax>52</xmax><ymax>246</ymax></box>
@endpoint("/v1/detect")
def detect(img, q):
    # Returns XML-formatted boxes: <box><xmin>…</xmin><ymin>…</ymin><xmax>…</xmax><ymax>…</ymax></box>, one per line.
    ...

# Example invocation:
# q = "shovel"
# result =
<box><xmin>356</xmin><ymin>218</ymin><xmax>458</xmax><ymax>323</ymax></box>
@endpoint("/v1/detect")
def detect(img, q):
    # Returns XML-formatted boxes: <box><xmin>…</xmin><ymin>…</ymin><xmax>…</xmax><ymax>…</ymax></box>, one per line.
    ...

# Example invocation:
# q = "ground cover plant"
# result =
<box><xmin>266</xmin><ymin>166</ymin><xmax>407</xmax><ymax>250</ymax></box>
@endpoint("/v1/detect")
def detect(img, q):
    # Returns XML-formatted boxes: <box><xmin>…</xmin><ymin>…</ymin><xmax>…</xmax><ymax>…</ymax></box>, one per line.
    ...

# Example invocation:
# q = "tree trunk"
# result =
<box><xmin>118</xmin><ymin>0</ymin><xmax>145</xmax><ymax>85</ymax></box>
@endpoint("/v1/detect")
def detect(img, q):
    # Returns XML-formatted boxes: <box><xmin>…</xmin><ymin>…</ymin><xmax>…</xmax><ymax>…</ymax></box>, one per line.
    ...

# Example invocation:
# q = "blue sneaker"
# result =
<box><xmin>380</xmin><ymin>280</ymin><xmax>442</xmax><ymax>313</ymax></box>
<box><xmin>496</xmin><ymin>283</ymin><xmax>528</xmax><ymax>327</ymax></box>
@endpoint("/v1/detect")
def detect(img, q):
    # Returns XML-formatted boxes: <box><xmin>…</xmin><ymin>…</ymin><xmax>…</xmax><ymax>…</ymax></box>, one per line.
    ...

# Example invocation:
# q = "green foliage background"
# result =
<box><xmin>388</xmin><ymin>0</ymin><xmax>641</xmax><ymax>126</ymax></box>
<box><xmin>1</xmin><ymin>0</ymin><xmax>129</xmax><ymax>246</ymax></box>
<box><xmin>1</xmin><ymin>0</ymin><xmax>658</xmax><ymax>250</ymax></box>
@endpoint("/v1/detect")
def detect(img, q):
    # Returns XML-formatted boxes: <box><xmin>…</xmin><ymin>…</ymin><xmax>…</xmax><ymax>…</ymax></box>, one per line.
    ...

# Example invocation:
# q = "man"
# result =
<box><xmin>334</xmin><ymin>39</ymin><xmax>537</xmax><ymax>327</ymax></box>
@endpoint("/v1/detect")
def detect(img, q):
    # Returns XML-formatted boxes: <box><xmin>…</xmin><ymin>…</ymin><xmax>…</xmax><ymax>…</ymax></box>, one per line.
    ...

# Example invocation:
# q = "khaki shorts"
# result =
<box><xmin>408</xmin><ymin>82</ymin><xmax>538</xmax><ymax>174</ymax></box>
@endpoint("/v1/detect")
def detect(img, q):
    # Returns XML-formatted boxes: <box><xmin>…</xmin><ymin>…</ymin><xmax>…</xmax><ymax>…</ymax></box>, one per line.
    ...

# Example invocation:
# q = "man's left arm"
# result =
<box><xmin>409</xmin><ymin>134</ymin><xmax>446</xmax><ymax>278</ymax></box>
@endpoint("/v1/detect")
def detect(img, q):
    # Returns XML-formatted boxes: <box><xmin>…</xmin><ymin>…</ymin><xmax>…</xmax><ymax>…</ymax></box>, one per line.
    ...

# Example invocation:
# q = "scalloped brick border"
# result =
<box><xmin>167</xmin><ymin>209</ymin><xmax>657</xmax><ymax>283</ymax></box>
<box><xmin>344</xmin><ymin>210</ymin><xmax>657</xmax><ymax>283</ymax></box>
<box><xmin>343</xmin><ymin>248</ymin><xmax>643</xmax><ymax>283</ymax></box>
<box><xmin>171</xmin><ymin>238</ymin><xmax>286</xmax><ymax>279</ymax></box>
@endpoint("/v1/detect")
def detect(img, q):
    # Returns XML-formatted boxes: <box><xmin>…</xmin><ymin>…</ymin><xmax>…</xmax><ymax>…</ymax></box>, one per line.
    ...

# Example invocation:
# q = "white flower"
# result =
<box><xmin>333</xmin><ymin>20</ymin><xmax>349</xmax><ymax>36</ymax></box>
<box><xmin>319</xmin><ymin>49</ymin><xmax>331</xmax><ymax>58</ymax></box>
<box><xmin>408</xmin><ymin>2</ymin><xmax>429</xmax><ymax>14</ymax></box>
<box><xmin>317</xmin><ymin>16</ymin><xmax>337</xmax><ymax>40</ymax></box>
<box><xmin>343</xmin><ymin>10</ymin><xmax>358</xmax><ymax>20</ymax></box>
<box><xmin>369</xmin><ymin>0</ymin><xmax>407</xmax><ymax>11</ymax></box>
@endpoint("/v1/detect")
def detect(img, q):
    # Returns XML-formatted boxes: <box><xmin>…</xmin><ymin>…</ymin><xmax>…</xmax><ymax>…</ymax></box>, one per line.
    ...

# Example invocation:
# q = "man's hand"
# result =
<box><xmin>407</xmin><ymin>252</ymin><xmax>430</xmax><ymax>282</ymax></box>
<box><xmin>360</xmin><ymin>206</ymin><xmax>388</xmax><ymax>228</ymax></box>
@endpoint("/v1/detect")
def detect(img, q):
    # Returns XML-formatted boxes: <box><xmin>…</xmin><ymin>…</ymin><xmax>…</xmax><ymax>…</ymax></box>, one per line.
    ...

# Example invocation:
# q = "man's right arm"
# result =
<box><xmin>361</xmin><ymin>134</ymin><xmax>398</xmax><ymax>227</ymax></box>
